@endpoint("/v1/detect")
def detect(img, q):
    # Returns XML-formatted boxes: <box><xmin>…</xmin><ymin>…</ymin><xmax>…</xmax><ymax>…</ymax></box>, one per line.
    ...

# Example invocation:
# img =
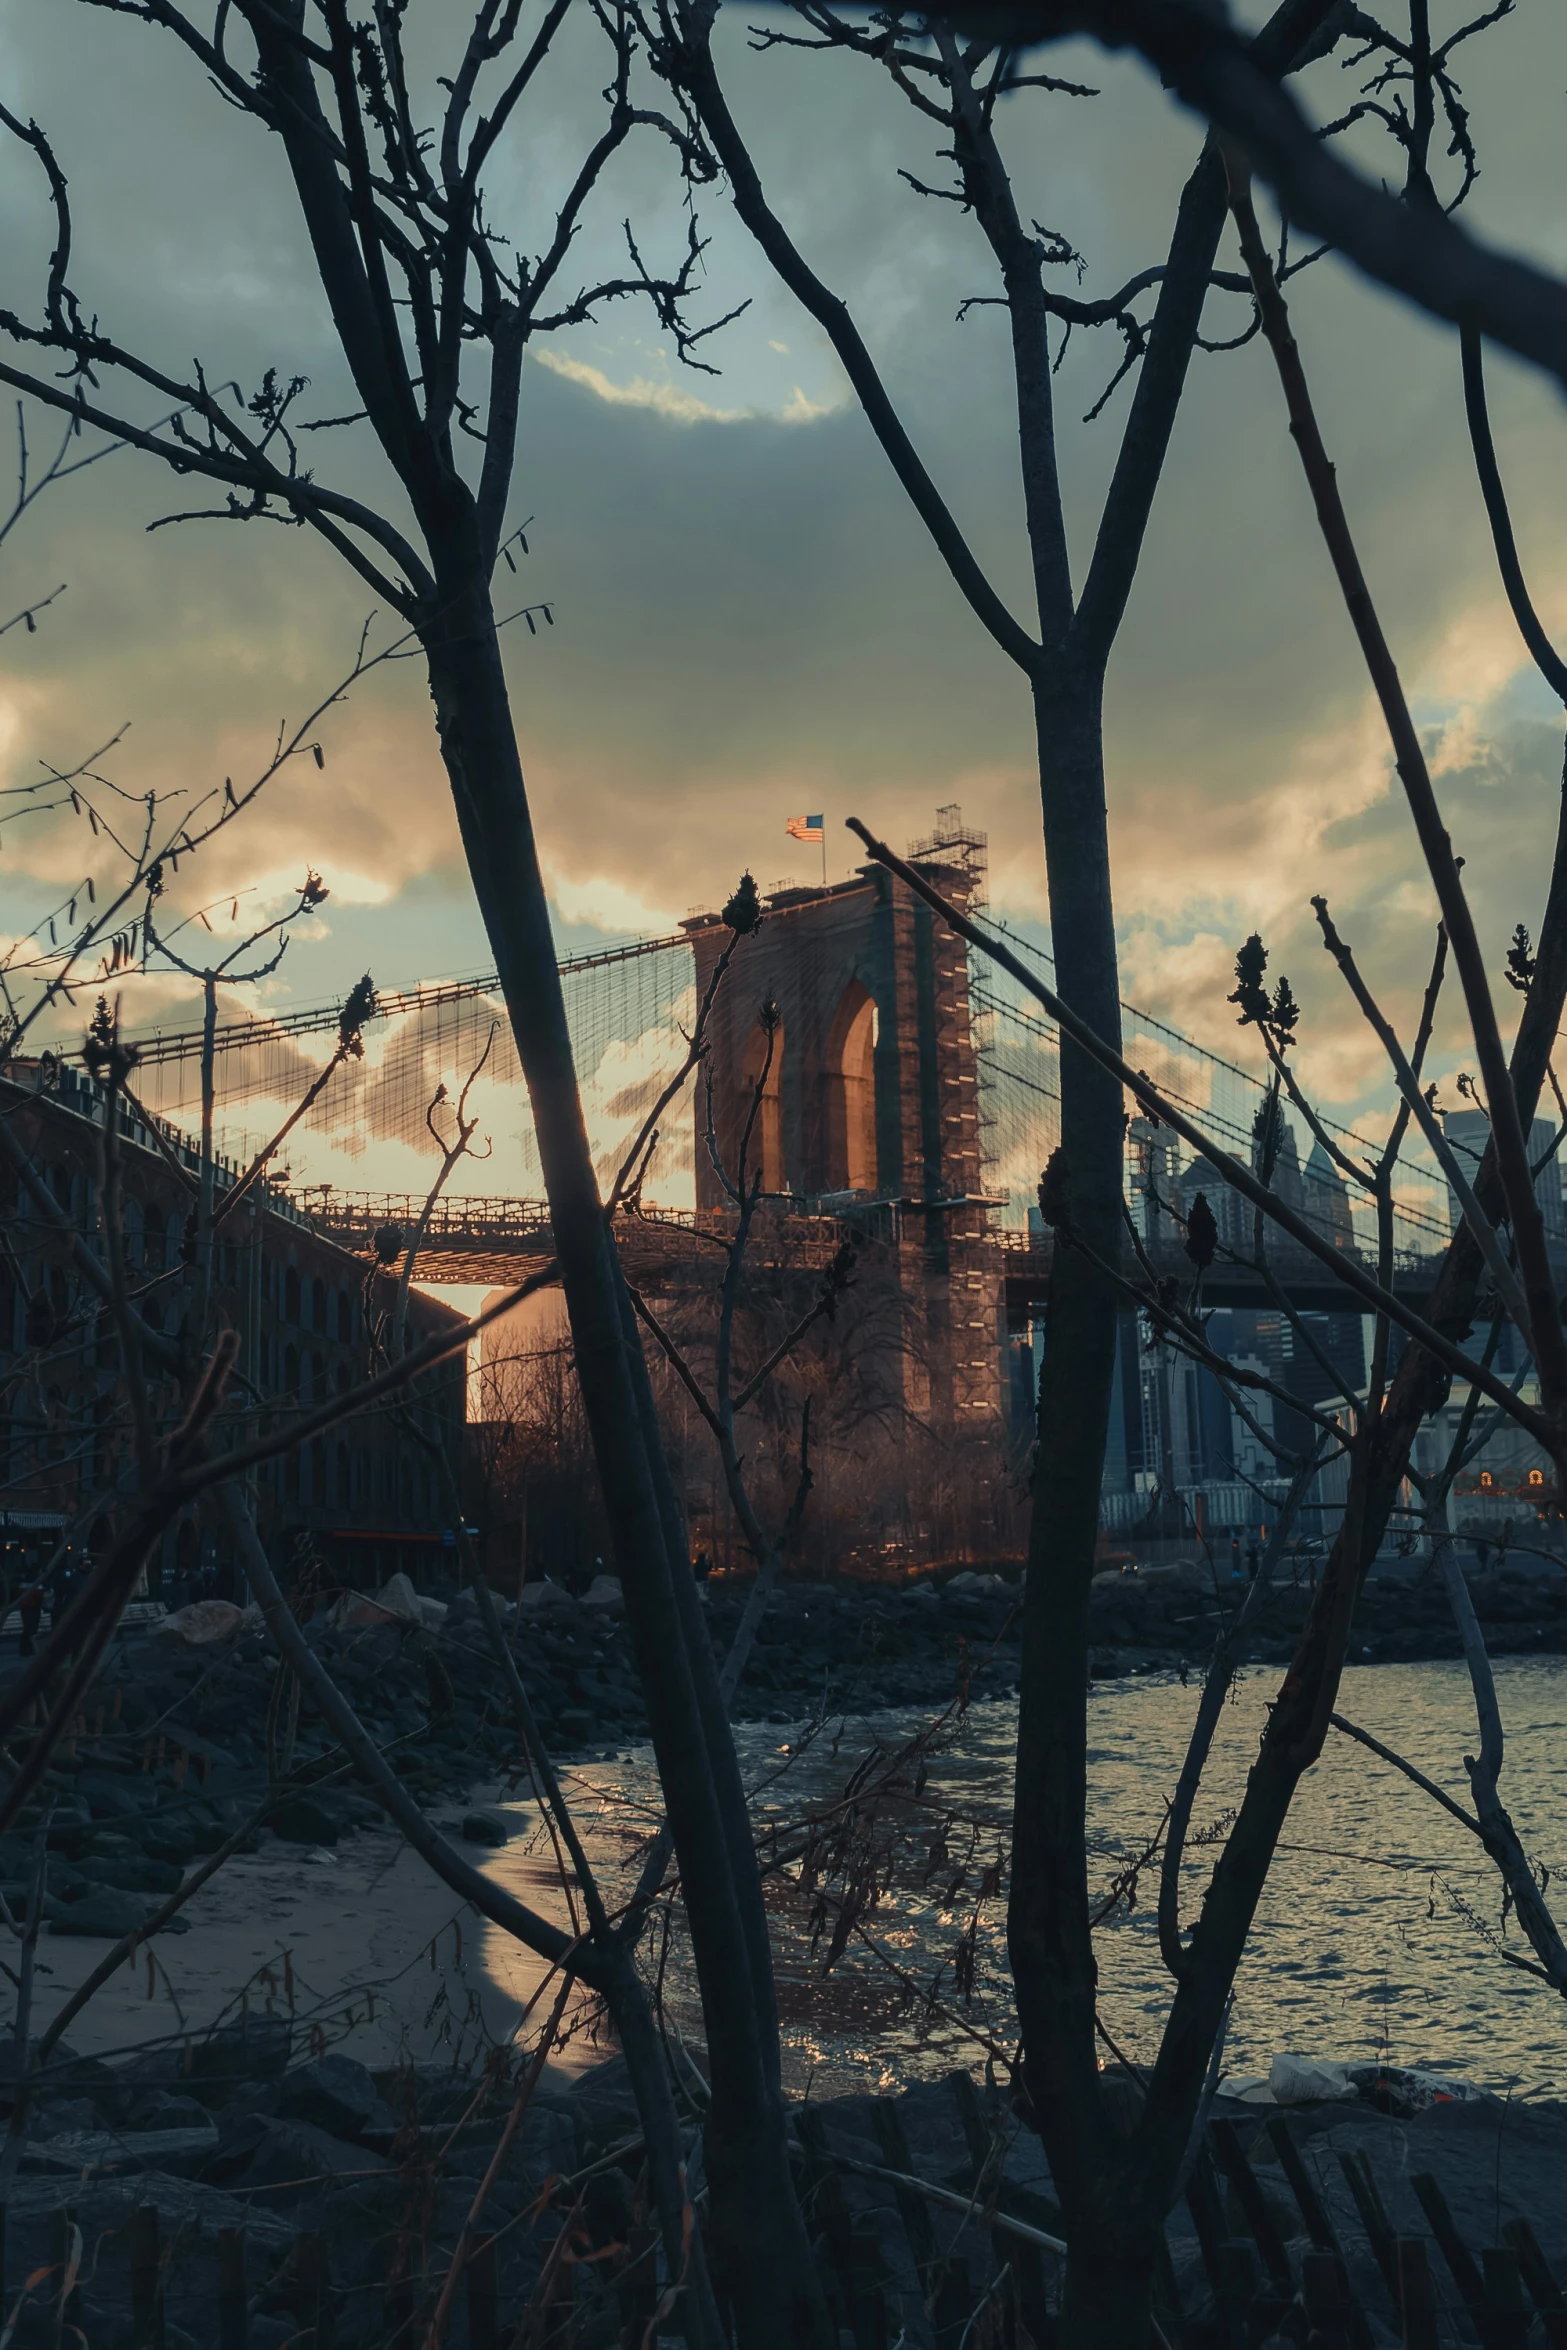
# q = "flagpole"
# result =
<box><xmin>821</xmin><ymin>822</ymin><xmax>827</xmax><ymax>889</ymax></box>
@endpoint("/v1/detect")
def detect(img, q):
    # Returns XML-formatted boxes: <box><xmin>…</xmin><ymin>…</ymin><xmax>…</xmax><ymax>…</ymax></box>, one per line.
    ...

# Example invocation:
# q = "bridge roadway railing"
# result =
<box><xmin>997</xmin><ymin>1225</ymin><xmax>1446</xmax><ymax>1313</ymax></box>
<box><xmin>298</xmin><ymin>1191</ymin><xmax>862</xmax><ymax>1283</ymax></box>
<box><xmin>294</xmin><ymin>1188</ymin><xmax>1449</xmax><ymax>1304</ymax></box>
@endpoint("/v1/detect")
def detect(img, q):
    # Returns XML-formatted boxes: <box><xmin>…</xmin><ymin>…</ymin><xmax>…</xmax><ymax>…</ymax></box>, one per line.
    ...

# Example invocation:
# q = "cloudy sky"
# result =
<box><xmin>1</xmin><ymin>0</ymin><xmax>1565</xmax><ymax>1207</ymax></box>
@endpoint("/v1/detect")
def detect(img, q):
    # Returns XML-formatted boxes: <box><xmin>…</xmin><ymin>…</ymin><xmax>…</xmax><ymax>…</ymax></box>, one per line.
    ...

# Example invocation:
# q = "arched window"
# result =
<box><xmin>284</xmin><ymin>1345</ymin><xmax>300</xmax><ymax>1396</ymax></box>
<box><xmin>336</xmin><ymin>1443</ymin><xmax>351</xmax><ymax>1509</ymax></box>
<box><xmin>310</xmin><ymin>1437</ymin><xmax>326</xmax><ymax>1506</ymax></box>
<box><xmin>167</xmin><ymin>1207</ymin><xmax>186</xmax><ymax>1270</ymax></box>
<box><xmin>824</xmin><ymin>979</ymin><xmax>878</xmax><ymax>1194</ymax></box>
<box><xmin>121</xmin><ymin>1196</ymin><xmax>144</xmax><ymax>1271</ymax></box>
<box><xmin>284</xmin><ymin>1265</ymin><xmax>300</xmax><ymax>1325</ymax></box>
<box><xmin>1479</xmin><ymin>1470</ymin><xmax>1494</xmax><ymax>1489</ymax></box>
<box><xmin>311</xmin><ymin>1352</ymin><xmax>325</xmax><ymax>1406</ymax></box>
<box><xmin>337</xmin><ymin>1286</ymin><xmax>353</xmax><ymax>1343</ymax></box>
<box><xmin>312</xmin><ymin>1276</ymin><xmax>328</xmax><ymax>1334</ymax></box>
<box><xmin>1529</xmin><ymin>1468</ymin><xmax>1545</xmax><ymax>1487</ymax></box>
<box><xmin>730</xmin><ymin>1012</ymin><xmax>786</xmax><ymax>1192</ymax></box>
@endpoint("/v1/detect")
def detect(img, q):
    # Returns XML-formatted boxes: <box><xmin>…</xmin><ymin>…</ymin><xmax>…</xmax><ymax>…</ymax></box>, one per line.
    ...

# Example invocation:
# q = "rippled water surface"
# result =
<box><xmin>482</xmin><ymin>1659</ymin><xmax>1567</xmax><ymax>2101</ymax></box>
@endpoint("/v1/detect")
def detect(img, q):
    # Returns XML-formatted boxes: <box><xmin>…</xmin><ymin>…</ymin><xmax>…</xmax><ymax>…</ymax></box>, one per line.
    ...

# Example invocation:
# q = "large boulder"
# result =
<box><xmin>24</xmin><ymin>2121</ymin><xmax>220</xmax><ymax>2177</ymax></box>
<box><xmin>75</xmin><ymin>1771</ymin><xmax>156</xmax><ymax>1823</ymax></box>
<box><xmin>268</xmin><ymin>1796</ymin><xmax>338</xmax><ymax>1847</ymax></box>
<box><xmin>50</xmin><ymin>1889</ymin><xmax>189</xmax><ymax>1938</ymax></box>
<box><xmin>276</xmin><ymin>2056</ymin><xmax>395</xmax><ymax>2145</ymax></box>
<box><xmin>88</xmin><ymin>1853</ymin><xmax>184</xmax><ymax>1897</ymax></box>
<box><xmin>203</xmin><ymin>2112</ymin><xmax>390</xmax><ymax>2204</ymax></box>
<box><xmin>155</xmin><ymin>1601</ymin><xmax>256</xmax><ymax>1646</ymax></box>
<box><xmin>139</xmin><ymin>1819</ymin><xmax>200</xmax><ymax>1867</ymax></box>
<box><xmin>460</xmin><ymin>1807</ymin><xmax>513</xmax><ymax>1847</ymax></box>
<box><xmin>130</xmin><ymin>2090</ymin><xmax>214</xmax><ymax>2133</ymax></box>
<box><xmin>517</xmin><ymin>1580</ymin><xmax>577</xmax><ymax>1616</ymax></box>
<box><xmin>188</xmin><ymin>2018</ymin><xmax>292</xmax><ymax>2100</ymax></box>
<box><xmin>328</xmin><ymin>1571</ymin><xmax>446</xmax><ymax>1633</ymax></box>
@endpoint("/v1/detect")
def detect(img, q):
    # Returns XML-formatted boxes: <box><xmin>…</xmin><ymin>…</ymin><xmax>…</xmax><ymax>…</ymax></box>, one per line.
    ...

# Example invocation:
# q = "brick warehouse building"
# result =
<box><xmin>684</xmin><ymin>818</ymin><xmax>1005</xmax><ymax>1432</ymax></box>
<box><xmin>0</xmin><ymin>1058</ymin><xmax>465</xmax><ymax>1597</ymax></box>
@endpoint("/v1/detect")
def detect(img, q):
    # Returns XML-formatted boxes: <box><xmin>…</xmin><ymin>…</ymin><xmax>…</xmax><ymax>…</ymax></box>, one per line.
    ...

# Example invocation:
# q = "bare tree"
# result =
<box><xmin>915</xmin><ymin>0</ymin><xmax>1567</xmax><ymax>395</ymax></box>
<box><xmin>0</xmin><ymin>13</ymin><xmax>828</xmax><ymax>2336</ymax></box>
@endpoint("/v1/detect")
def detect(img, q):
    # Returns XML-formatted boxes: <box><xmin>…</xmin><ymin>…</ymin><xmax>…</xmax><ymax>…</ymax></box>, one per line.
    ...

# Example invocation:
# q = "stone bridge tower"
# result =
<box><xmin>683</xmin><ymin>814</ymin><xmax>1002</xmax><ymax>1430</ymax></box>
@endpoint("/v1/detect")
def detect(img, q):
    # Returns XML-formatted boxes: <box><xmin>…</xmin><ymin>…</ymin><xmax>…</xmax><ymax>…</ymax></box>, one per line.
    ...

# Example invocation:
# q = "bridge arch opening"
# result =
<box><xmin>824</xmin><ymin>980</ymin><xmax>878</xmax><ymax>1194</ymax></box>
<box><xmin>729</xmin><ymin>1012</ymin><xmax>786</xmax><ymax>1193</ymax></box>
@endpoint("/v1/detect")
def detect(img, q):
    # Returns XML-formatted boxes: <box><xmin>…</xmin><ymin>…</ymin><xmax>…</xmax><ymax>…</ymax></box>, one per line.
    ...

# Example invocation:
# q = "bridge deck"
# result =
<box><xmin>301</xmin><ymin>1189</ymin><xmax>1448</xmax><ymax>1310</ymax></box>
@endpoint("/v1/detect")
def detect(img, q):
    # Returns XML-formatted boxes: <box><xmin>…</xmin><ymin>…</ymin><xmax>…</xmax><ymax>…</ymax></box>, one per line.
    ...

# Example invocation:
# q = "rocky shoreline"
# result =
<box><xmin>5</xmin><ymin>1552</ymin><xmax>1564</xmax><ymax>1939</ymax></box>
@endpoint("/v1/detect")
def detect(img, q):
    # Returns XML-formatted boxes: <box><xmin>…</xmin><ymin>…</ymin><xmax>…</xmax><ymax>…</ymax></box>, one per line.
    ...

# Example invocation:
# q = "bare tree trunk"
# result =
<box><xmin>1008</xmin><ymin>677</ymin><xmax>1126</xmax><ymax>2268</ymax></box>
<box><xmin>418</xmin><ymin>568</ymin><xmax>827</xmax><ymax>2350</ymax></box>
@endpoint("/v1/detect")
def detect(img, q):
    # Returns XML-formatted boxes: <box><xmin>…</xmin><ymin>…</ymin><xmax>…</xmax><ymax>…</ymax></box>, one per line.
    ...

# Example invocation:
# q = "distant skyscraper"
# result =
<box><xmin>1127</xmin><ymin>1115</ymin><xmax>1181</xmax><ymax>1243</ymax></box>
<box><xmin>1443</xmin><ymin>1108</ymin><xmax>1566</xmax><ymax>1250</ymax></box>
<box><xmin>1302</xmin><ymin>1137</ymin><xmax>1355</xmax><ymax>1251</ymax></box>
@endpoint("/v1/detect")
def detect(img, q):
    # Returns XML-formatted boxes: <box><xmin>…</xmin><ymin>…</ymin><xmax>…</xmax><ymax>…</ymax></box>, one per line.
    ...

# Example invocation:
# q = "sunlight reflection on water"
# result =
<box><xmin>477</xmin><ymin>1658</ymin><xmax>1567</xmax><ymax>2101</ymax></box>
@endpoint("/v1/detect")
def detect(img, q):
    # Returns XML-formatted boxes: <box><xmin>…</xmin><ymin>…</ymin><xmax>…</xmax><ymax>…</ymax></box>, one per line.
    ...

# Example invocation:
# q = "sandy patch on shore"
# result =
<box><xmin>27</xmin><ymin>1786</ymin><xmax>624</xmax><ymax>2077</ymax></box>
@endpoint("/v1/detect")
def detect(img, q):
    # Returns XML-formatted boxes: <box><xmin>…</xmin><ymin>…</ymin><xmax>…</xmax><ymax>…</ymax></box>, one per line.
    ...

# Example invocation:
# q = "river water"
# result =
<box><xmin>487</xmin><ymin>1657</ymin><xmax>1567</xmax><ymax>2103</ymax></box>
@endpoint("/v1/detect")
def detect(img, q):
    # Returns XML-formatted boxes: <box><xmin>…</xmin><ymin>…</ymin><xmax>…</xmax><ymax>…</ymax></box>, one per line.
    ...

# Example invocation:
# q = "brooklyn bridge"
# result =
<box><xmin>103</xmin><ymin>809</ymin><xmax>1489</xmax><ymax>1519</ymax></box>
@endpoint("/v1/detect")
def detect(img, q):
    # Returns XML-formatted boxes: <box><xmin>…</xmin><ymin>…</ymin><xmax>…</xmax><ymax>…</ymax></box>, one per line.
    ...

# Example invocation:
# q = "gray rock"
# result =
<box><xmin>461</xmin><ymin>1807</ymin><xmax>512</xmax><ymax>1846</ymax></box>
<box><xmin>189</xmin><ymin>2018</ymin><xmax>291</xmax><ymax>2095</ymax></box>
<box><xmin>276</xmin><ymin>2055</ymin><xmax>394</xmax><ymax>2144</ymax></box>
<box><xmin>129</xmin><ymin>2091</ymin><xmax>213</xmax><ymax>2133</ymax></box>
<box><xmin>75</xmin><ymin>1772</ymin><xmax>155</xmax><ymax>1822</ymax></box>
<box><xmin>87</xmin><ymin>1854</ymin><xmax>184</xmax><ymax>1896</ymax></box>
<box><xmin>24</xmin><ymin>2122</ymin><xmax>219</xmax><ymax>2175</ymax></box>
<box><xmin>566</xmin><ymin>2057</ymin><xmax>642</xmax><ymax>2156</ymax></box>
<box><xmin>49</xmin><ymin>1889</ymin><xmax>189</xmax><ymax>1937</ymax></box>
<box><xmin>3</xmin><ymin>2164</ymin><xmax>296</xmax><ymax>2246</ymax></box>
<box><xmin>268</xmin><ymin>1796</ymin><xmax>338</xmax><ymax>1846</ymax></box>
<box><xmin>204</xmin><ymin>2112</ymin><xmax>390</xmax><ymax>2203</ymax></box>
<box><xmin>139</xmin><ymin>1821</ymin><xmax>199</xmax><ymax>1866</ymax></box>
<box><xmin>31</xmin><ymin>2097</ymin><xmax>99</xmax><ymax>2137</ymax></box>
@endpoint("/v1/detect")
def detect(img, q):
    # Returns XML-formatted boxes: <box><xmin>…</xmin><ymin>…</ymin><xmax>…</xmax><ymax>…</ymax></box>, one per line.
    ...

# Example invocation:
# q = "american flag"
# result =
<box><xmin>785</xmin><ymin>814</ymin><xmax>824</xmax><ymax>843</ymax></box>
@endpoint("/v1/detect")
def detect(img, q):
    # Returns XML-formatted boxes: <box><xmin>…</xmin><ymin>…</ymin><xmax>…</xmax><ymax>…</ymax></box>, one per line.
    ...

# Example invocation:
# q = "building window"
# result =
<box><xmin>285</xmin><ymin>1265</ymin><xmax>300</xmax><ymax>1324</ymax></box>
<box><xmin>1529</xmin><ymin>1468</ymin><xmax>1545</xmax><ymax>1487</ymax></box>
<box><xmin>312</xmin><ymin>1277</ymin><xmax>328</xmax><ymax>1334</ymax></box>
